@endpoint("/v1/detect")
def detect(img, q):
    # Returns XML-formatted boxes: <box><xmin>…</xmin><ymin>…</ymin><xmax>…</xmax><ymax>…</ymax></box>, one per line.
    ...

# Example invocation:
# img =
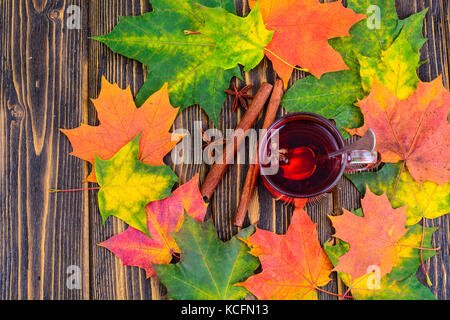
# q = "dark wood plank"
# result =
<box><xmin>87</xmin><ymin>0</ymin><xmax>160</xmax><ymax>300</ymax></box>
<box><xmin>0</xmin><ymin>0</ymin><xmax>89</xmax><ymax>299</ymax></box>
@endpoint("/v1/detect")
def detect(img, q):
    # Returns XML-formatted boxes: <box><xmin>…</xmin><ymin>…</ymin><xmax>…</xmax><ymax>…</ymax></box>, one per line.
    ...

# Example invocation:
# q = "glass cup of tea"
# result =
<box><xmin>258</xmin><ymin>112</ymin><xmax>379</xmax><ymax>203</ymax></box>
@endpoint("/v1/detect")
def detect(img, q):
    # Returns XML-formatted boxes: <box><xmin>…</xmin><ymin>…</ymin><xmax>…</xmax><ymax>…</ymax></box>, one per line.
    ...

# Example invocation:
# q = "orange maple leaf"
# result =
<box><xmin>237</xmin><ymin>208</ymin><xmax>333</xmax><ymax>299</ymax></box>
<box><xmin>61</xmin><ymin>77</ymin><xmax>182</xmax><ymax>182</ymax></box>
<box><xmin>329</xmin><ymin>189</ymin><xmax>408</xmax><ymax>279</ymax></box>
<box><xmin>250</xmin><ymin>0</ymin><xmax>365</xmax><ymax>85</ymax></box>
<box><xmin>351</xmin><ymin>77</ymin><xmax>450</xmax><ymax>185</ymax></box>
<box><xmin>99</xmin><ymin>174</ymin><xmax>207</xmax><ymax>277</ymax></box>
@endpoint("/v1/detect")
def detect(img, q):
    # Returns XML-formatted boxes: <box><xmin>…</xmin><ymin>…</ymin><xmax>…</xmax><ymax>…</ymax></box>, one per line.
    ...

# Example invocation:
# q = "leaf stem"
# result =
<box><xmin>184</xmin><ymin>30</ymin><xmax>201</xmax><ymax>35</ymax></box>
<box><xmin>396</xmin><ymin>244</ymin><xmax>440</xmax><ymax>251</ymax></box>
<box><xmin>390</xmin><ymin>160</ymin><xmax>406</xmax><ymax>203</ymax></box>
<box><xmin>171</xmin><ymin>249</ymin><xmax>182</xmax><ymax>262</ymax></box>
<box><xmin>263</xmin><ymin>48</ymin><xmax>309</xmax><ymax>72</ymax></box>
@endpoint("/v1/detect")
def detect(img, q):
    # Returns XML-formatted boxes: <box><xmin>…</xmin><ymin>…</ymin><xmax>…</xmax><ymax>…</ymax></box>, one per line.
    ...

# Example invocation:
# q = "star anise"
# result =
<box><xmin>224</xmin><ymin>83</ymin><xmax>254</xmax><ymax>112</ymax></box>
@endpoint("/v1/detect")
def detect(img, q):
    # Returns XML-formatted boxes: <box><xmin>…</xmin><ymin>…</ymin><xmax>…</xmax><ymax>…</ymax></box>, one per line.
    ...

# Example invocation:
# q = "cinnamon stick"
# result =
<box><xmin>233</xmin><ymin>79</ymin><xmax>284</xmax><ymax>227</ymax></box>
<box><xmin>201</xmin><ymin>82</ymin><xmax>273</xmax><ymax>199</ymax></box>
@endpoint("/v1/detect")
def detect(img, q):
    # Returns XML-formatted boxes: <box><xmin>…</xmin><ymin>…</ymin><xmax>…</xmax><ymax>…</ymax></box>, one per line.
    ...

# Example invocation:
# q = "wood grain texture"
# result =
<box><xmin>0</xmin><ymin>0</ymin><xmax>89</xmax><ymax>299</ymax></box>
<box><xmin>87</xmin><ymin>0</ymin><xmax>156</xmax><ymax>300</ymax></box>
<box><xmin>0</xmin><ymin>0</ymin><xmax>449</xmax><ymax>300</ymax></box>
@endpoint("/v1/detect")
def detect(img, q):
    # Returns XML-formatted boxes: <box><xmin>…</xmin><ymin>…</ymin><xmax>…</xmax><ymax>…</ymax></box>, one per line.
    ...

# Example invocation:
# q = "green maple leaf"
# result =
<box><xmin>328</xmin><ymin>36</ymin><xmax>360</xmax><ymax>71</ymax></box>
<box><xmin>388</xmin><ymin>224</ymin><xmax>438</xmax><ymax>281</ymax></box>
<box><xmin>93</xmin><ymin>0</ymin><xmax>243</xmax><ymax>127</ymax></box>
<box><xmin>343</xmin><ymin>0</ymin><xmax>399</xmax><ymax>58</ymax></box>
<box><xmin>330</xmin><ymin>2</ymin><xmax>427</xmax><ymax>100</ymax></box>
<box><xmin>154</xmin><ymin>215</ymin><xmax>260</xmax><ymax>300</ymax></box>
<box><xmin>330</xmin><ymin>4</ymin><xmax>427</xmax><ymax>69</ymax></box>
<box><xmin>328</xmin><ymin>1</ymin><xmax>399</xmax><ymax>75</ymax></box>
<box><xmin>198</xmin><ymin>2</ymin><xmax>273</xmax><ymax>71</ymax></box>
<box><xmin>281</xmin><ymin>70</ymin><xmax>364</xmax><ymax>139</ymax></box>
<box><xmin>324</xmin><ymin>222</ymin><xmax>437</xmax><ymax>300</ymax></box>
<box><xmin>395</xmin><ymin>9</ymin><xmax>428</xmax><ymax>52</ymax></box>
<box><xmin>358</xmin><ymin>26</ymin><xmax>421</xmax><ymax>99</ymax></box>
<box><xmin>137</xmin><ymin>63</ymin><xmax>241</xmax><ymax>127</ymax></box>
<box><xmin>345</xmin><ymin>163</ymin><xmax>450</xmax><ymax>226</ymax></box>
<box><xmin>95</xmin><ymin>136</ymin><xmax>178</xmax><ymax>236</ymax></box>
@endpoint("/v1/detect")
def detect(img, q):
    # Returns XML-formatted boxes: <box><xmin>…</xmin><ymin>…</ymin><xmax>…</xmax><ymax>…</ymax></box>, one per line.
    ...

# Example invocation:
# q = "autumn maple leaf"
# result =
<box><xmin>324</xmin><ymin>222</ymin><xmax>438</xmax><ymax>300</ymax></box>
<box><xmin>329</xmin><ymin>189</ymin><xmax>408</xmax><ymax>279</ymax></box>
<box><xmin>237</xmin><ymin>207</ymin><xmax>333</xmax><ymax>299</ymax></box>
<box><xmin>250</xmin><ymin>0</ymin><xmax>365</xmax><ymax>85</ymax></box>
<box><xmin>99</xmin><ymin>174</ymin><xmax>207</xmax><ymax>277</ymax></box>
<box><xmin>61</xmin><ymin>77</ymin><xmax>182</xmax><ymax>182</ymax></box>
<box><xmin>351</xmin><ymin>77</ymin><xmax>450</xmax><ymax>185</ymax></box>
<box><xmin>154</xmin><ymin>216</ymin><xmax>259</xmax><ymax>299</ymax></box>
<box><xmin>345</xmin><ymin>162</ymin><xmax>450</xmax><ymax>225</ymax></box>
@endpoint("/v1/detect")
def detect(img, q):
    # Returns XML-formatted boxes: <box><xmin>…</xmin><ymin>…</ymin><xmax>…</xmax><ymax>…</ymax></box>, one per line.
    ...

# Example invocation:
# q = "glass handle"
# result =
<box><xmin>345</xmin><ymin>150</ymin><xmax>381</xmax><ymax>173</ymax></box>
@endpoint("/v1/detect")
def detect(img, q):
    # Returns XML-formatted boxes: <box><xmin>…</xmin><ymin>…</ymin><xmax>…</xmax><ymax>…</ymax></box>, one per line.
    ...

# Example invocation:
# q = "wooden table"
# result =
<box><xmin>1</xmin><ymin>0</ymin><xmax>449</xmax><ymax>300</ymax></box>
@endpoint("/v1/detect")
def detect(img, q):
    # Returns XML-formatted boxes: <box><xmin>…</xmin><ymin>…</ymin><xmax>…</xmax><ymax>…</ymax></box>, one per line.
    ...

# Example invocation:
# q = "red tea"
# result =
<box><xmin>260</xmin><ymin>114</ymin><xmax>345</xmax><ymax>200</ymax></box>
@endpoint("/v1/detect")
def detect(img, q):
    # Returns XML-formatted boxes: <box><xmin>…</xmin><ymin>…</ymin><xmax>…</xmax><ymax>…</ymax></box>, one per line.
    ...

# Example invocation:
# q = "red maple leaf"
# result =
<box><xmin>237</xmin><ymin>207</ymin><xmax>333</xmax><ymax>299</ymax></box>
<box><xmin>99</xmin><ymin>175</ymin><xmax>207</xmax><ymax>277</ymax></box>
